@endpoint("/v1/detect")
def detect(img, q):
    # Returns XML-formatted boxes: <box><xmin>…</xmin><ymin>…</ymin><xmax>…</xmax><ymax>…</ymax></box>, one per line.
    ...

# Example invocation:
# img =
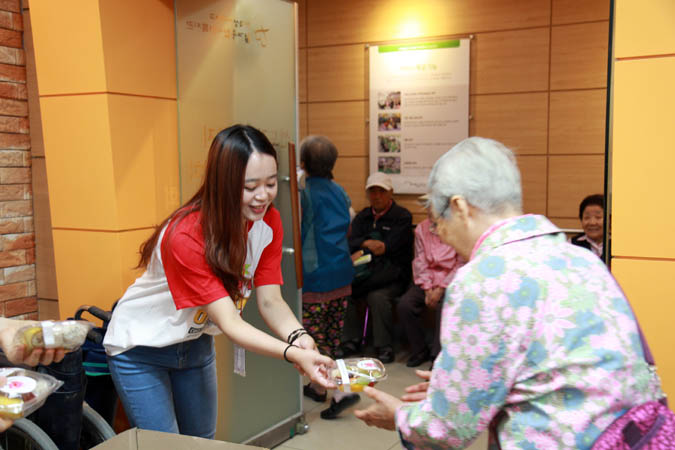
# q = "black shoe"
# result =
<box><xmin>406</xmin><ymin>349</ymin><xmax>430</xmax><ymax>368</ymax></box>
<box><xmin>320</xmin><ymin>394</ymin><xmax>361</xmax><ymax>420</ymax></box>
<box><xmin>303</xmin><ymin>384</ymin><xmax>327</xmax><ymax>403</ymax></box>
<box><xmin>340</xmin><ymin>340</ymin><xmax>360</xmax><ymax>358</ymax></box>
<box><xmin>378</xmin><ymin>346</ymin><xmax>395</xmax><ymax>364</ymax></box>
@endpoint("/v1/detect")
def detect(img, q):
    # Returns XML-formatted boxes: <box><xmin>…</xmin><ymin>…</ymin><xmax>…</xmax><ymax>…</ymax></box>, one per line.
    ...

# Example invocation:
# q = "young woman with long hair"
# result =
<box><xmin>103</xmin><ymin>124</ymin><xmax>334</xmax><ymax>438</ymax></box>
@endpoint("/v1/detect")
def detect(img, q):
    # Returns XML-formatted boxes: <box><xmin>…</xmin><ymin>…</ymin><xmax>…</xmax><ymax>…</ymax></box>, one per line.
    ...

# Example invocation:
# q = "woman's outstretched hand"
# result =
<box><xmin>288</xmin><ymin>346</ymin><xmax>336</xmax><ymax>389</ymax></box>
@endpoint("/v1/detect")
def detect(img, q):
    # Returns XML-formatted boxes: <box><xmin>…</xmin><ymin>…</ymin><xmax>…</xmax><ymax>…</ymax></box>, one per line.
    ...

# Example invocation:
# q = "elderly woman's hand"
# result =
<box><xmin>401</xmin><ymin>369</ymin><xmax>432</xmax><ymax>402</ymax></box>
<box><xmin>354</xmin><ymin>386</ymin><xmax>403</xmax><ymax>431</ymax></box>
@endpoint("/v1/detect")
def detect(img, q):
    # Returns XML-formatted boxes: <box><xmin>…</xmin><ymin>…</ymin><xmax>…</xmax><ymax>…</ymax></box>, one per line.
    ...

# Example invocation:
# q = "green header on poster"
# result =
<box><xmin>378</xmin><ymin>40</ymin><xmax>460</xmax><ymax>53</ymax></box>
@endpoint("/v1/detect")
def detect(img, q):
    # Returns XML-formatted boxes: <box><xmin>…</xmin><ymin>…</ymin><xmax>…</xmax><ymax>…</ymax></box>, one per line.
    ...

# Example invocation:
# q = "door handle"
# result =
<box><xmin>282</xmin><ymin>247</ymin><xmax>295</xmax><ymax>255</ymax></box>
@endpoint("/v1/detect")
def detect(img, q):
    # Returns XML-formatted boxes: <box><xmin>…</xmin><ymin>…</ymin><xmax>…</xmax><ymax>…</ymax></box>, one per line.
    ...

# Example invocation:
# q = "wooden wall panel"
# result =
<box><xmin>296</xmin><ymin>0</ymin><xmax>306</xmax><ymax>48</ymax></box>
<box><xmin>517</xmin><ymin>156</ymin><xmax>547</xmax><ymax>215</ymax></box>
<box><xmin>298</xmin><ymin>102</ymin><xmax>307</xmax><ymax>141</ymax></box>
<box><xmin>471</xmin><ymin>28</ymin><xmax>550</xmax><ymax>94</ymax></box>
<box><xmin>552</xmin><ymin>0</ymin><xmax>610</xmax><ymax>25</ymax></box>
<box><xmin>303</xmin><ymin>1</ymin><xmax>610</xmax><ymax>226</ymax></box>
<box><xmin>334</xmin><ymin>156</ymin><xmax>369</xmax><ymax>212</ymax></box>
<box><xmin>307</xmin><ymin>0</ymin><xmax>550</xmax><ymax>47</ymax></box>
<box><xmin>470</xmin><ymin>93</ymin><xmax>548</xmax><ymax>155</ymax></box>
<box><xmin>307</xmin><ymin>101</ymin><xmax>366</xmax><ymax>157</ymax></box>
<box><xmin>550</xmin><ymin>22</ymin><xmax>609</xmax><ymax>90</ymax></box>
<box><xmin>550</xmin><ymin>217</ymin><xmax>582</xmax><ymax>231</ymax></box>
<box><xmin>549</xmin><ymin>89</ymin><xmax>606</xmax><ymax>154</ymax></box>
<box><xmin>307</xmin><ymin>44</ymin><xmax>366</xmax><ymax>102</ymax></box>
<box><xmin>298</xmin><ymin>48</ymin><xmax>307</xmax><ymax>103</ymax></box>
<box><xmin>394</xmin><ymin>195</ymin><xmax>426</xmax><ymax>223</ymax></box>
<box><xmin>548</xmin><ymin>154</ymin><xmax>604</xmax><ymax>218</ymax></box>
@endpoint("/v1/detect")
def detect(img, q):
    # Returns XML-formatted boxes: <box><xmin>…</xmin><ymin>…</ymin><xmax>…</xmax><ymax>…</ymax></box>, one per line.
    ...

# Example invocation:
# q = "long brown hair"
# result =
<box><xmin>138</xmin><ymin>124</ymin><xmax>278</xmax><ymax>300</ymax></box>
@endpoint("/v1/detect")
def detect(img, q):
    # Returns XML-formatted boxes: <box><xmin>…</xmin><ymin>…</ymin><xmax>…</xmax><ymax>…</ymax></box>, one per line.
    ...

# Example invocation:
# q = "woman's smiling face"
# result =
<box><xmin>581</xmin><ymin>204</ymin><xmax>604</xmax><ymax>243</ymax></box>
<box><xmin>242</xmin><ymin>151</ymin><xmax>278</xmax><ymax>222</ymax></box>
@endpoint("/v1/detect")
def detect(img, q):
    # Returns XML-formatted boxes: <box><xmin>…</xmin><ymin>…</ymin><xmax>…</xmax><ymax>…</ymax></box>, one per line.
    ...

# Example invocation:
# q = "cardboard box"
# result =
<box><xmin>92</xmin><ymin>428</ymin><xmax>269</xmax><ymax>450</ymax></box>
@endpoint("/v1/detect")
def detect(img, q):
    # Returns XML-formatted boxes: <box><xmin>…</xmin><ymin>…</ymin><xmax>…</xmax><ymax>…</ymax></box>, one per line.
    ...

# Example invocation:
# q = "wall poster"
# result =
<box><xmin>369</xmin><ymin>39</ymin><xmax>470</xmax><ymax>194</ymax></box>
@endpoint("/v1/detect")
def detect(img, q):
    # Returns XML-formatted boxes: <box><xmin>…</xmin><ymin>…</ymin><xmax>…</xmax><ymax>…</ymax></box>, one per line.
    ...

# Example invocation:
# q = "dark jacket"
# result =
<box><xmin>349</xmin><ymin>201</ymin><xmax>413</xmax><ymax>283</ymax></box>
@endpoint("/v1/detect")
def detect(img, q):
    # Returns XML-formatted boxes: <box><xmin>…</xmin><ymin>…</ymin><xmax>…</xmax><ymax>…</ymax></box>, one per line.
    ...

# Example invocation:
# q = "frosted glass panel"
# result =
<box><xmin>175</xmin><ymin>0</ymin><xmax>299</xmax><ymax>444</ymax></box>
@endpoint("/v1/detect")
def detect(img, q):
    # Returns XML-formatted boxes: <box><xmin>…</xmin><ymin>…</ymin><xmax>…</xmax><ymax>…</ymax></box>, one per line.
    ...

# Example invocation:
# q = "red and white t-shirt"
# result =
<box><xmin>103</xmin><ymin>207</ymin><xmax>283</xmax><ymax>356</ymax></box>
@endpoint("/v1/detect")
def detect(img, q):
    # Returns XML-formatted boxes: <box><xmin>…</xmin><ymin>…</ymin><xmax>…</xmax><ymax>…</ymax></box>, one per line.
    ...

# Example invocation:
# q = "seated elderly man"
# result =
<box><xmin>341</xmin><ymin>172</ymin><xmax>413</xmax><ymax>364</ymax></box>
<box><xmin>354</xmin><ymin>137</ymin><xmax>664</xmax><ymax>449</ymax></box>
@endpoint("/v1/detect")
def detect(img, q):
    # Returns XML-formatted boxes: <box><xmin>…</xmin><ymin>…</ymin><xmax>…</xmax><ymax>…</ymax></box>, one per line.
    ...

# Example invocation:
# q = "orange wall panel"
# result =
<box><xmin>612</xmin><ymin>259</ymin><xmax>675</xmax><ymax>401</ymax></box>
<box><xmin>612</xmin><ymin>58</ymin><xmax>675</xmax><ymax>259</ymax></box>
<box><xmin>29</xmin><ymin>0</ymin><xmax>107</xmax><ymax>95</ymax></box>
<box><xmin>107</xmin><ymin>95</ymin><xmax>179</xmax><ymax>230</ymax></box>
<box><xmin>615</xmin><ymin>0</ymin><xmax>675</xmax><ymax>58</ymax></box>
<box><xmin>39</xmin><ymin>95</ymin><xmax>119</xmax><ymax>229</ymax></box>
<box><xmin>53</xmin><ymin>228</ymin><xmax>148</xmax><ymax>319</ymax></box>
<box><xmin>98</xmin><ymin>0</ymin><xmax>176</xmax><ymax>98</ymax></box>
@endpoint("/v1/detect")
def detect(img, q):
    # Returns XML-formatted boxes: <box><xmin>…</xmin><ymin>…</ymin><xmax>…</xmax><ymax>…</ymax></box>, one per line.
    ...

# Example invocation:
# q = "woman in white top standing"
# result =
<box><xmin>104</xmin><ymin>125</ymin><xmax>334</xmax><ymax>438</ymax></box>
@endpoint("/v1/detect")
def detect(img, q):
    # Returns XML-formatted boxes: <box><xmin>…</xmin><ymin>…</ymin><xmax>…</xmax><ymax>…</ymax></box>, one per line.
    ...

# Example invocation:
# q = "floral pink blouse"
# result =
<box><xmin>395</xmin><ymin>215</ymin><xmax>663</xmax><ymax>449</ymax></box>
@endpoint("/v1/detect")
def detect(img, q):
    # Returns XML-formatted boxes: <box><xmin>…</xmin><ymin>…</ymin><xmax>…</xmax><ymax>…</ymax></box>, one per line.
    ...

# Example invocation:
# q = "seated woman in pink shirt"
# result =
<box><xmin>397</xmin><ymin>194</ymin><xmax>464</xmax><ymax>368</ymax></box>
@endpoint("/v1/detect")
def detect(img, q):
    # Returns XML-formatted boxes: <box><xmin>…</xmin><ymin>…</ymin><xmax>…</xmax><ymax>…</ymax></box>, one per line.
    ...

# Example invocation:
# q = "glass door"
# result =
<box><xmin>174</xmin><ymin>0</ymin><xmax>300</xmax><ymax>444</ymax></box>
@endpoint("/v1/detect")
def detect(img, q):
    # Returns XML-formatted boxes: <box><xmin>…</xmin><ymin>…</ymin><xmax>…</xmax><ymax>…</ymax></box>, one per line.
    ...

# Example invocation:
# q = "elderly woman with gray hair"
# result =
<box><xmin>354</xmin><ymin>137</ymin><xmax>664</xmax><ymax>449</ymax></box>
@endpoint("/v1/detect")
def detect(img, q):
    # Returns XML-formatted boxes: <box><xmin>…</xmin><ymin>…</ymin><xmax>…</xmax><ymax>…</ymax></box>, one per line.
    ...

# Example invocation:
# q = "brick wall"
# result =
<box><xmin>0</xmin><ymin>0</ymin><xmax>37</xmax><ymax>319</ymax></box>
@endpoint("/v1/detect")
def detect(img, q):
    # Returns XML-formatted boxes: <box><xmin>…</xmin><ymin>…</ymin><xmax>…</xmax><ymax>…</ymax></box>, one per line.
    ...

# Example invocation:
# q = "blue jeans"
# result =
<box><xmin>107</xmin><ymin>334</ymin><xmax>218</xmax><ymax>438</ymax></box>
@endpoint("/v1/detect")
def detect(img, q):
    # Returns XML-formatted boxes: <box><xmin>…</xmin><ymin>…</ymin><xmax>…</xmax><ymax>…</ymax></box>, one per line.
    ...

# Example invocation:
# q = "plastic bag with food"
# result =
<box><xmin>14</xmin><ymin>320</ymin><xmax>93</xmax><ymax>355</ymax></box>
<box><xmin>331</xmin><ymin>357</ymin><xmax>387</xmax><ymax>393</ymax></box>
<box><xmin>0</xmin><ymin>367</ymin><xmax>63</xmax><ymax>419</ymax></box>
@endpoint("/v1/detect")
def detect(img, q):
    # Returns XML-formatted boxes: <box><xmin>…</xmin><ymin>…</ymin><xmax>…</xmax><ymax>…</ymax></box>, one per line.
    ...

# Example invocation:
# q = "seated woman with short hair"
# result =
<box><xmin>571</xmin><ymin>193</ymin><xmax>605</xmax><ymax>258</ymax></box>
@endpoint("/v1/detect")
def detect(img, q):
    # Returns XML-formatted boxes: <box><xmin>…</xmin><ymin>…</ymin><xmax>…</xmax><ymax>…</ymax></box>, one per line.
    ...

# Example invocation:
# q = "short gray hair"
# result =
<box><xmin>299</xmin><ymin>135</ymin><xmax>338</xmax><ymax>179</ymax></box>
<box><xmin>428</xmin><ymin>137</ymin><xmax>522</xmax><ymax>218</ymax></box>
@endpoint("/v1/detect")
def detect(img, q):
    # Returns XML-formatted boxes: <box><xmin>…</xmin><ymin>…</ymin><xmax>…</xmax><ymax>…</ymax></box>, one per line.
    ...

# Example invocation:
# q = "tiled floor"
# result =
<box><xmin>277</xmin><ymin>353</ymin><xmax>488</xmax><ymax>450</ymax></box>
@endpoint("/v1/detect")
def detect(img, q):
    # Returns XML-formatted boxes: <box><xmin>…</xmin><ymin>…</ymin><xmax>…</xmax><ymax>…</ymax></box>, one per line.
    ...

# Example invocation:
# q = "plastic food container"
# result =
<box><xmin>14</xmin><ymin>320</ymin><xmax>93</xmax><ymax>354</ymax></box>
<box><xmin>0</xmin><ymin>367</ymin><xmax>63</xmax><ymax>419</ymax></box>
<box><xmin>331</xmin><ymin>357</ymin><xmax>387</xmax><ymax>393</ymax></box>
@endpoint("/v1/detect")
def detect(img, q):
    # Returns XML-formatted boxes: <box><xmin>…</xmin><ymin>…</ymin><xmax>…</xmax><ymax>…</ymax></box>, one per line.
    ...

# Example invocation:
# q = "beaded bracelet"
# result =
<box><xmin>284</xmin><ymin>344</ymin><xmax>298</xmax><ymax>363</ymax></box>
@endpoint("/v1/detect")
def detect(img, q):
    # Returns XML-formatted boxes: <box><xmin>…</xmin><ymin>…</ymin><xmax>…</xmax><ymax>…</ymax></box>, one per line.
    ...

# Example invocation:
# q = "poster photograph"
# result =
<box><xmin>369</xmin><ymin>39</ymin><xmax>470</xmax><ymax>193</ymax></box>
